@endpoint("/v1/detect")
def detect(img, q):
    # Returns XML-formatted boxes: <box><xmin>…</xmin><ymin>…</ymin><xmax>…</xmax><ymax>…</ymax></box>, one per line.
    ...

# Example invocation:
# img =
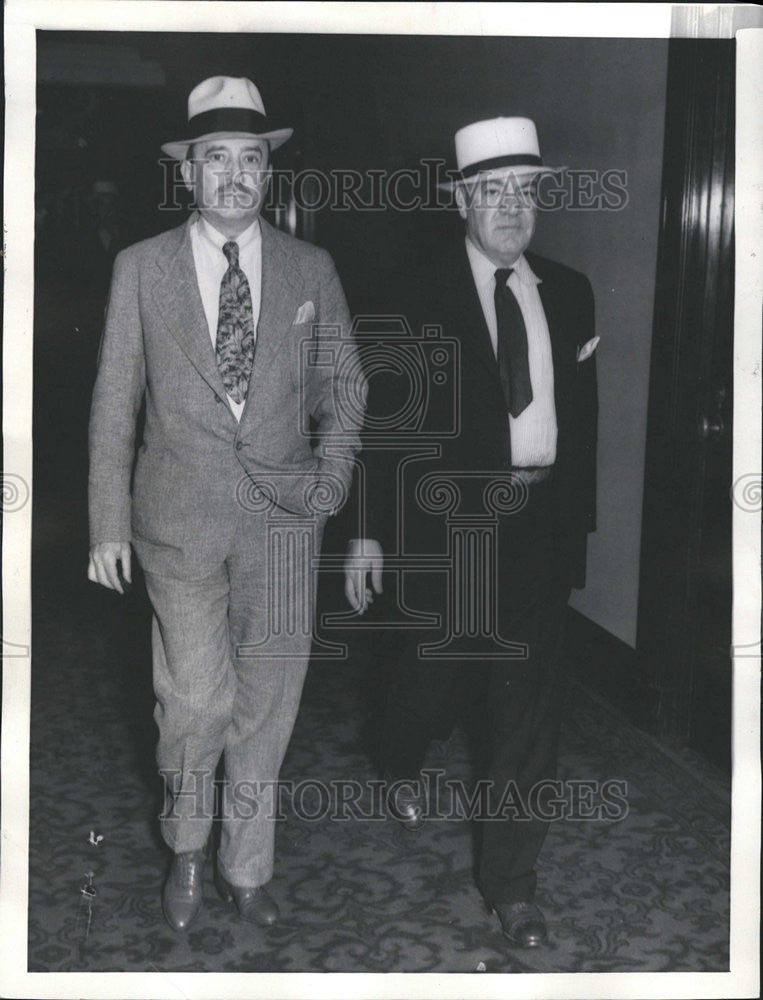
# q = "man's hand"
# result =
<box><xmin>344</xmin><ymin>538</ymin><xmax>383</xmax><ymax>614</ymax></box>
<box><xmin>88</xmin><ymin>541</ymin><xmax>132</xmax><ymax>595</ymax></box>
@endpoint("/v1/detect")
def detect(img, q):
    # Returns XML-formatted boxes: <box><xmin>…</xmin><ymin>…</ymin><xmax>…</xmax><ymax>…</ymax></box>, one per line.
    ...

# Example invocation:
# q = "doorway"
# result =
<box><xmin>637</xmin><ymin>39</ymin><xmax>735</xmax><ymax>771</ymax></box>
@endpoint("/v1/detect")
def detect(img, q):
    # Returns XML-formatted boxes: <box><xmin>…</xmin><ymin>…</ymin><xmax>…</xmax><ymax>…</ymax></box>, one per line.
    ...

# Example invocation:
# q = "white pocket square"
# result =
<box><xmin>294</xmin><ymin>300</ymin><xmax>315</xmax><ymax>325</ymax></box>
<box><xmin>577</xmin><ymin>336</ymin><xmax>600</xmax><ymax>362</ymax></box>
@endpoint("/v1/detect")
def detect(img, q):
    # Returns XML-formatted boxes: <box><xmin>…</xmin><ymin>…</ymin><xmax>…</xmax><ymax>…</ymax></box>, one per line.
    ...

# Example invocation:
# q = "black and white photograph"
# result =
<box><xmin>1</xmin><ymin>2</ymin><xmax>760</xmax><ymax>997</ymax></box>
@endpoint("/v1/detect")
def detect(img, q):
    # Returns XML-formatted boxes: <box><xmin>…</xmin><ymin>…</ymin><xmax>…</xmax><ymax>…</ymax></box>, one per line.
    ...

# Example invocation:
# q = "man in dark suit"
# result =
<box><xmin>89</xmin><ymin>76</ymin><xmax>364</xmax><ymax>932</ymax></box>
<box><xmin>345</xmin><ymin>117</ymin><xmax>598</xmax><ymax>947</ymax></box>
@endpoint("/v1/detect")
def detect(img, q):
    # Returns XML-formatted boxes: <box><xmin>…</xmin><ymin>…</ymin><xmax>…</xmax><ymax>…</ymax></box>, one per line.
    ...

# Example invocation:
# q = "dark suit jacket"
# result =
<box><xmin>359</xmin><ymin>243</ymin><xmax>597</xmax><ymax>589</ymax></box>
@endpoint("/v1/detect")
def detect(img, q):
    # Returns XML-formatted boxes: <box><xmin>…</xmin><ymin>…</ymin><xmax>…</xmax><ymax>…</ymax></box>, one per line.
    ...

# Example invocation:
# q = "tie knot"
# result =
<box><xmin>223</xmin><ymin>241</ymin><xmax>239</xmax><ymax>267</ymax></box>
<box><xmin>495</xmin><ymin>268</ymin><xmax>514</xmax><ymax>290</ymax></box>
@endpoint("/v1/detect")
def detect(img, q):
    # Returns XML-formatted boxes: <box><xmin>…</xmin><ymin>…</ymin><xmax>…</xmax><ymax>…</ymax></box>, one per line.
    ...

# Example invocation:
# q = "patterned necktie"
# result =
<box><xmin>216</xmin><ymin>240</ymin><xmax>255</xmax><ymax>404</ymax></box>
<box><xmin>494</xmin><ymin>268</ymin><xmax>533</xmax><ymax>418</ymax></box>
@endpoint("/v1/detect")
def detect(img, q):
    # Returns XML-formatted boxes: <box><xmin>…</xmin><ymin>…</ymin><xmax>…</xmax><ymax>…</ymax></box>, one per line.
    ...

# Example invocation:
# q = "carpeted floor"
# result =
<box><xmin>27</xmin><ymin>505</ymin><xmax>730</xmax><ymax>974</ymax></box>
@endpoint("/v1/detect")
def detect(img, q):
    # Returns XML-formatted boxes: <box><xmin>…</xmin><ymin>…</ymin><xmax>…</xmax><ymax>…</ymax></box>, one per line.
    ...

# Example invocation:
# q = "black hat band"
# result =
<box><xmin>188</xmin><ymin>107</ymin><xmax>272</xmax><ymax>139</ymax></box>
<box><xmin>459</xmin><ymin>153</ymin><xmax>543</xmax><ymax>180</ymax></box>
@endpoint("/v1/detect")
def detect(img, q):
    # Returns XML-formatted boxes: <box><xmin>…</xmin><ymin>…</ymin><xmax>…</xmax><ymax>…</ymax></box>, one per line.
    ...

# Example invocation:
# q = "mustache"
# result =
<box><xmin>212</xmin><ymin>180</ymin><xmax>266</xmax><ymax>207</ymax></box>
<box><xmin>220</xmin><ymin>175</ymin><xmax>261</xmax><ymax>194</ymax></box>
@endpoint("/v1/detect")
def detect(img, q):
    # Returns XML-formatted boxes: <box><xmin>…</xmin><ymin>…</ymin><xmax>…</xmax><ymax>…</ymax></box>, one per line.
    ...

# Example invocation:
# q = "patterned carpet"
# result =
<box><xmin>27</xmin><ymin>505</ymin><xmax>730</xmax><ymax>974</ymax></box>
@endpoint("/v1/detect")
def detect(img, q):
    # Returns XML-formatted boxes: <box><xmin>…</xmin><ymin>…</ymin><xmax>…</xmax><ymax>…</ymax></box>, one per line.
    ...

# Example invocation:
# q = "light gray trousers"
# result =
<box><xmin>144</xmin><ymin>506</ymin><xmax>324</xmax><ymax>887</ymax></box>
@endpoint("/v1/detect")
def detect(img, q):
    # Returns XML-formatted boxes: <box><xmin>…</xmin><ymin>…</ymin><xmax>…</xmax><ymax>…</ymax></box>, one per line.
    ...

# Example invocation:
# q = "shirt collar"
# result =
<box><xmin>465</xmin><ymin>236</ymin><xmax>541</xmax><ymax>288</ymax></box>
<box><xmin>197</xmin><ymin>214</ymin><xmax>262</xmax><ymax>253</ymax></box>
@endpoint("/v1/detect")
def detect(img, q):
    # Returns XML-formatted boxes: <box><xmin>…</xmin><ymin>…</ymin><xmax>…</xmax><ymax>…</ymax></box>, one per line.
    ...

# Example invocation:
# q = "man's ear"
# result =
<box><xmin>180</xmin><ymin>158</ymin><xmax>195</xmax><ymax>193</ymax></box>
<box><xmin>454</xmin><ymin>183</ymin><xmax>468</xmax><ymax>221</ymax></box>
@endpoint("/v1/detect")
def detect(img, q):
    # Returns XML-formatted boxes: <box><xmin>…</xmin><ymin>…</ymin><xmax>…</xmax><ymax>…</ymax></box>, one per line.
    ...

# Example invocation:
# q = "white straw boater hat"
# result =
<box><xmin>161</xmin><ymin>76</ymin><xmax>293</xmax><ymax>159</ymax></box>
<box><xmin>440</xmin><ymin>116</ymin><xmax>564</xmax><ymax>189</ymax></box>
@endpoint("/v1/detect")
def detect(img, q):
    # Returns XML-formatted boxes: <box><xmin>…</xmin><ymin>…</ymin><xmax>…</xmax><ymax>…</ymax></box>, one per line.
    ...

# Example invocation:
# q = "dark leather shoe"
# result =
<box><xmin>162</xmin><ymin>849</ymin><xmax>205</xmax><ymax>932</ymax></box>
<box><xmin>214</xmin><ymin>869</ymin><xmax>280</xmax><ymax>926</ymax></box>
<box><xmin>493</xmin><ymin>901</ymin><xmax>548</xmax><ymax>947</ymax></box>
<box><xmin>384</xmin><ymin>771</ymin><xmax>426</xmax><ymax>831</ymax></box>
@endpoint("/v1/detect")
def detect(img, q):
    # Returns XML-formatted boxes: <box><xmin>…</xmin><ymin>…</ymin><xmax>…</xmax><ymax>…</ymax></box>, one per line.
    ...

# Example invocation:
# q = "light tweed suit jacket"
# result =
<box><xmin>89</xmin><ymin>213</ymin><xmax>365</xmax><ymax>580</ymax></box>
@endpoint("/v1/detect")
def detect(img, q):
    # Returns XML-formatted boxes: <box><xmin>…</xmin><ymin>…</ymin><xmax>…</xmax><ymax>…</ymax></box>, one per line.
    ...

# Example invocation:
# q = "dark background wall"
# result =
<box><xmin>35</xmin><ymin>32</ymin><xmax>668</xmax><ymax>646</ymax></box>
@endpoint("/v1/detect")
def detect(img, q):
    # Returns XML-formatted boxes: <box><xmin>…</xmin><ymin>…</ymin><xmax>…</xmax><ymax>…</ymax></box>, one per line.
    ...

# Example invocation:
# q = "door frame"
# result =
<box><xmin>635</xmin><ymin>38</ymin><xmax>735</xmax><ymax>765</ymax></box>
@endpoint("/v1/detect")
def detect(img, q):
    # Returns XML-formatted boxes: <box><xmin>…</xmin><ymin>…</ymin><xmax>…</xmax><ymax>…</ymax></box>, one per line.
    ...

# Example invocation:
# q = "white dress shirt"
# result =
<box><xmin>190</xmin><ymin>215</ymin><xmax>263</xmax><ymax>421</ymax></box>
<box><xmin>465</xmin><ymin>238</ymin><xmax>557</xmax><ymax>467</ymax></box>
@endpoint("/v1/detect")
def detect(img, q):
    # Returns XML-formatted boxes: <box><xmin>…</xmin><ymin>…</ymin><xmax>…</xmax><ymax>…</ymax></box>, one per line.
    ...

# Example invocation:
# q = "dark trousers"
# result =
<box><xmin>379</xmin><ymin>481</ymin><xmax>572</xmax><ymax>905</ymax></box>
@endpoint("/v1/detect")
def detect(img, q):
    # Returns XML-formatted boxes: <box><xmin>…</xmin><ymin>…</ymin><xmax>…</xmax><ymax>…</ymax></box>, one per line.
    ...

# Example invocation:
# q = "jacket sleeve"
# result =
<box><xmin>307</xmin><ymin>250</ymin><xmax>368</xmax><ymax>515</ymax></box>
<box><xmin>569</xmin><ymin>273</ymin><xmax>598</xmax><ymax>589</ymax></box>
<box><xmin>347</xmin><ymin>273</ymin><xmax>426</xmax><ymax>549</ymax></box>
<box><xmin>356</xmin><ymin>354</ymin><xmax>410</xmax><ymax>549</ymax></box>
<box><xmin>576</xmin><ymin>275</ymin><xmax>598</xmax><ymax>536</ymax></box>
<box><xmin>88</xmin><ymin>248</ymin><xmax>146</xmax><ymax>545</ymax></box>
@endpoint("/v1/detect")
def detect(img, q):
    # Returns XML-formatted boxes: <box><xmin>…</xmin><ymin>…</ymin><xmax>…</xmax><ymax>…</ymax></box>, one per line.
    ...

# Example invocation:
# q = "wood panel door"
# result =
<box><xmin>637</xmin><ymin>39</ymin><xmax>735</xmax><ymax>771</ymax></box>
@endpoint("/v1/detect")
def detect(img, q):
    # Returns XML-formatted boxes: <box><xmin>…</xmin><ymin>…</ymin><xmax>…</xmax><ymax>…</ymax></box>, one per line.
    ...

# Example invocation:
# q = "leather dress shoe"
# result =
<box><xmin>214</xmin><ymin>869</ymin><xmax>280</xmax><ymax>926</ymax></box>
<box><xmin>493</xmin><ymin>901</ymin><xmax>548</xmax><ymax>947</ymax></box>
<box><xmin>162</xmin><ymin>849</ymin><xmax>205</xmax><ymax>932</ymax></box>
<box><xmin>384</xmin><ymin>771</ymin><xmax>426</xmax><ymax>831</ymax></box>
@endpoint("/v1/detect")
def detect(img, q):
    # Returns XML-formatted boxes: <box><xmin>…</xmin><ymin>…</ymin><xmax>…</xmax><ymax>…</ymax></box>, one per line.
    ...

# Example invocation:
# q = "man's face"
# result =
<box><xmin>456</xmin><ymin>172</ymin><xmax>537</xmax><ymax>267</ymax></box>
<box><xmin>181</xmin><ymin>137</ymin><xmax>270</xmax><ymax>236</ymax></box>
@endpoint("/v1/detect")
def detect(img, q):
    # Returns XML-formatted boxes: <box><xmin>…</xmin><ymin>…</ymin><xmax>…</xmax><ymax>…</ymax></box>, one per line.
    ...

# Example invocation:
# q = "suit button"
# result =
<box><xmin>235</xmin><ymin>441</ymin><xmax>244</xmax><ymax>451</ymax></box>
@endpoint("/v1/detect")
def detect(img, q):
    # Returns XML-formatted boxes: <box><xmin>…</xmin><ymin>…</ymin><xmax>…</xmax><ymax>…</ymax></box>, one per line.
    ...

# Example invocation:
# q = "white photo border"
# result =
<box><xmin>2</xmin><ymin>3</ymin><xmax>760</xmax><ymax>998</ymax></box>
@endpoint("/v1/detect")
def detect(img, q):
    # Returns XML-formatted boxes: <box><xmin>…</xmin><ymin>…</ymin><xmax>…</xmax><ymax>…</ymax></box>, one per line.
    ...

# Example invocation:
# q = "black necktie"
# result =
<box><xmin>216</xmin><ymin>241</ymin><xmax>255</xmax><ymax>404</ymax></box>
<box><xmin>494</xmin><ymin>268</ymin><xmax>533</xmax><ymax>418</ymax></box>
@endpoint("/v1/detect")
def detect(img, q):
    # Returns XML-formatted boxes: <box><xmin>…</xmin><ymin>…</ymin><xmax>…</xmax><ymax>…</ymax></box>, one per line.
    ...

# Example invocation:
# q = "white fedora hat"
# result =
<box><xmin>440</xmin><ymin>116</ymin><xmax>564</xmax><ymax>189</ymax></box>
<box><xmin>161</xmin><ymin>76</ymin><xmax>293</xmax><ymax>159</ymax></box>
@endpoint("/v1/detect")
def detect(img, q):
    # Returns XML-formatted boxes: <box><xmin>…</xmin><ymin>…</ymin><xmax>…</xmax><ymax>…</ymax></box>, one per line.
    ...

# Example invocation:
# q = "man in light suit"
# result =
<box><xmin>345</xmin><ymin>117</ymin><xmax>598</xmax><ymax>948</ymax></box>
<box><xmin>89</xmin><ymin>76</ymin><xmax>364</xmax><ymax>931</ymax></box>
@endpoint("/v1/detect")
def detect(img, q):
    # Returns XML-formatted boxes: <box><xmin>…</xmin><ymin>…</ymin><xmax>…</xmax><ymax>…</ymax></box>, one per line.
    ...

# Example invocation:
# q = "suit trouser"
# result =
<box><xmin>142</xmin><ymin>505</ymin><xmax>323</xmax><ymax>888</ymax></box>
<box><xmin>380</xmin><ymin>483</ymin><xmax>571</xmax><ymax>905</ymax></box>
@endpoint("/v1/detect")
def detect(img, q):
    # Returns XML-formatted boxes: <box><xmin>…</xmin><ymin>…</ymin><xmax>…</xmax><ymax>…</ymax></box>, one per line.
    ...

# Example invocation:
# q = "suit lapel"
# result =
<box><xmin>248</xmin><ymin>218</ymin><xmax>304</xmax><ymax>387</ymax></box>
<box><xmin>439</xmin><ymin>246</ymin><xmax>503</xmax><ymax>390</ymax></box>
<box><xmin>150</xmin><ymin>215</ymin><xmax>306</xmax><ymax>417</ymax></box>
<box><xmin>532</xmin><ymin>259</ymin><xmax>576</xmax><ymax>419</ymax></box>
<box><xmin>151</xmin><ymin>214</ymin><xmax>229</xmax><ymax>400</ymax></box>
